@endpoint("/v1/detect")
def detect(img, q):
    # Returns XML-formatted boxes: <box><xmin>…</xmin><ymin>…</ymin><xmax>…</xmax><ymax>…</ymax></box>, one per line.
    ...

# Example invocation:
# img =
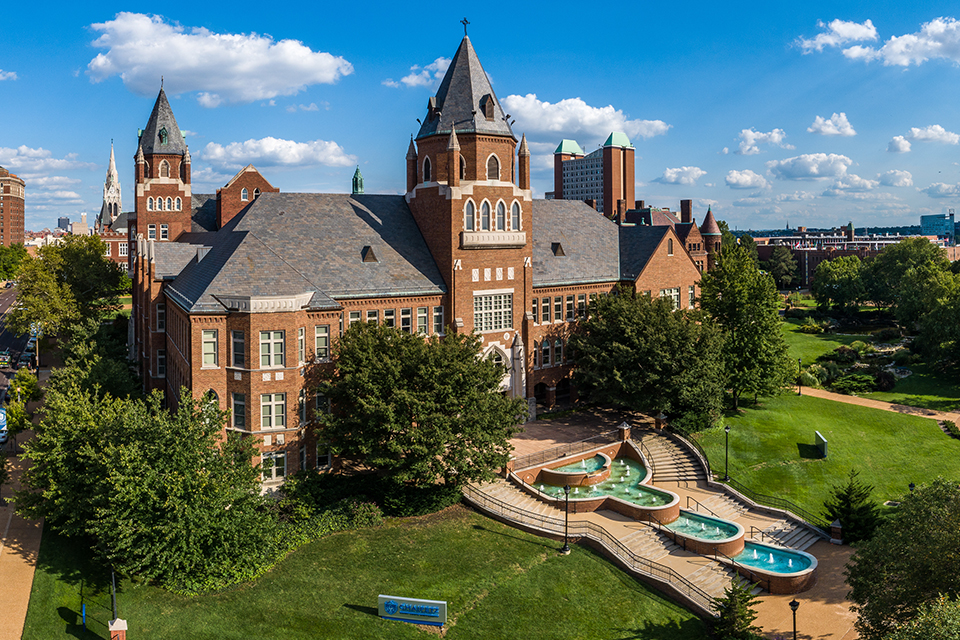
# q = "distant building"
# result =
<box><xmin>58</xmin><ymin>216</ymin><xmax>70</xmax><ymax>231</ymax></box>
<box><xmin>69</xmin><ymin>213</ymin><xmax>89</xmax><ymax>236</ymax></box>
<box><xmin>94</xmin><ymin>144</ymin><xmax>134</xmax><ymax>271</ymax></box>
<box><xmin>0</xmin><ymin>166</ymin><xmax>25</xmax><ymax>247</ymax></box>
<box><xmin>920</xmin><ymin>210</ymin><xmax>954</xmax><ymax>245</ymax></box>
<box><xmin>553</xmin><ymin>133</ymin><xmax>635</xmax><ymax>217</ymax></box>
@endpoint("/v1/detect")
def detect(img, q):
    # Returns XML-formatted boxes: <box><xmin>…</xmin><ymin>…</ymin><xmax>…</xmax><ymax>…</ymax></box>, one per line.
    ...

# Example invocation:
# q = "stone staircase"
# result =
<box><xmin>756</xmin><ymin>519</ymin><xmax>822</xmax><ymax>551</ymax></box>
<box><xmin>476</xmin><ymin>479</ymin><xmax>564</xmax><ymax>520</ymax></box>
<box><xmin>697</xmin><ymin>493</ymin><xmax>750</xmax><ymax>521</ymax></box>
<box><xmin>686</xmin><ymin>562</ymin><xmax>764</xmax><ymax>599</ymax></box>
<box><xmin>618</xmin><ymin>525</ymin><xmax>681</xmax><ymax>561</ymax></box>
<box><xmin>635</xmin><ymin>432</ymin><xmax>707</xmax><ymax>486</ymax></box>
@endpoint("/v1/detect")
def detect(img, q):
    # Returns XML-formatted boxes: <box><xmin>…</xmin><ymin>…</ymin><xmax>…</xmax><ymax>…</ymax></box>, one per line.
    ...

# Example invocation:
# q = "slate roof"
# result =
<box><xmin>416</xmin><ymin>36</ymin><xmax>515</xmax><ymax>141</ymax></box>
<box><xmin>165</xmin><ymin>193</ymin><xmax>447</xmax><ymax>313</ymax></box>
<box><xmin>108</xmin><ymin>211</ymin><xmax>131</xmax><ymax>233</ymax></box>
<box><xmin>674</xmin><ymin>221</ymin><xmax>696</xmax><ymax>243</ymax></box>
<box><xmin>701</xmin><ymin>208</ymin><xmax>721</xmax><ymax>236</ymax></box>
<box><xmin>531</xmin><ymin>200</ymin><xmax>620</xmax><ymax>286</ymax></box>
<box><xmin>139</xmin><ymin>88</ymin><xmax>188</xmax><ymax>156</ymax></box>
<box><xmin>191</xmin><ymin>194</ymin><xmax>217</xmax><ymax>232</ymax></box>
<box><xmin>619</xmin><ymin>225</ymin><xmax>670</xmax><ymax>281</ymax></box>
<box><xmin>153</xmin><ymin>241</ymin><xmax>209</xmax><ymax>279</ymax></box>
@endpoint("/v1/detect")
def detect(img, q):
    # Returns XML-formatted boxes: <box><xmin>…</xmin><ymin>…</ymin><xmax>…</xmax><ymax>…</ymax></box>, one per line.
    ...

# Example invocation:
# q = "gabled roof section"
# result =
<box><xmin>107</xmin><ymin>211</ymin><xmax>131</xmax><ymax>233</ymax></box>
<box><xmin>532</xmin><ymin>200</ymin><xmax>620</xmax><ymax>287</ymax></box>
<box><xmin>416</xmin><ymin>36</ymin><xmax>515</xmax><ymax>141</ymax></box>
<box><xmin>139</xmin><ymin>87</ymin><xmax>188</xmax><ymax>156</ymax></box>
<box><xmin>619</xmin><ymin>225</ymin><xmax>671</xmax><ymax>280</ymax></box>
<box><xmin>153</xmin><ymin>241</ymin><xmax>210</xmax><ymax>279</ymax></box>
<box><xmin>555</xmin><ymin>139</ymin><xmax>584</xmax><ymax>155</ymax></box>
<box><xmin>223</xmin><ymin>165</ymin><xmax>275</xmax><ymax>190</ymax></box>
<box><xmin>165</xmin><ymin>193</ymin><xmax>447</xmax><ymax>313</ymax></box>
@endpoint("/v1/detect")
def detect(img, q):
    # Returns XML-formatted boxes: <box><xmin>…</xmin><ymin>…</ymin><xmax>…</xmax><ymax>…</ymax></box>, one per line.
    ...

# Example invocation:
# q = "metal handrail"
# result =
<box><xmin>512</xmin><ymin>429</ymin><xmax>620</xmax><ymax>471</ymax></box>
<box><xmin>725</xmin><ymin>477</ymin><xmax>830</xmax><ymax>532</ymax></box>
<box><xmin>635</xmin><ymin>436</ymin><xmax>656</xmax><ymax>478</ymax></box>
<box><xmin>749</xmin><ymin>526</ymin><xmax>771</xmax><ymax>543</ymax></box>
<box><xmin>462</xmin><ymin>484</ymin><xmax>717</xmax><ymax>617</ymax></box>
<box><xmin>663</xmin><ymin>425</ymin><xmax>712</xmax><ymax>479</ymax></box>
<box><xmin>686</xmin><ymin>495</ymin><xmax>720</xmax><ymax>518</ymax></box>
<box><xmin>712</xmin><ymin>547</ymin><xmax>769</xmax><ymax>593</ymax></box>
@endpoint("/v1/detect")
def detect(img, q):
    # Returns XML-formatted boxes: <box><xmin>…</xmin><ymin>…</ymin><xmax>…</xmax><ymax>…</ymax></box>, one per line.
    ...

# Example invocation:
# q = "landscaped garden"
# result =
<box><xmin>695</xmin><ymin>393</ymin><xmax>960</xmax><ymax>516</ymax></box>
<box><xmin>23</xmin><ymin>506</ymin><xmax>706</xmax><ymax>640</ymax></box>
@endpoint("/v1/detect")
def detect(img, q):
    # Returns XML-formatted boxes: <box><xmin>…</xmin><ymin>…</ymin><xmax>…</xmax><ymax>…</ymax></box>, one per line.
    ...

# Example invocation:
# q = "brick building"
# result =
<box><xmin>0</xmin><ymin>166</ymin><xmax>25</xmax><ymax>247</ymax></box>
<box><xmin>551</xmin><ymin>133</ymin><xmax>635</xmax><ymax>217</ymax></box>
<box><xmin>131</xmin><ymin>35</ymin><xmax>707</xmax><ymax>486</ymax></box>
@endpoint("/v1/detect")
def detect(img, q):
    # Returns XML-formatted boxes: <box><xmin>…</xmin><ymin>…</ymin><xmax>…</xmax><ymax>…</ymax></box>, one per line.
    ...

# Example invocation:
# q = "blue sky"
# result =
<box><xmin>3</xmin><ymin>1</ymin><xmax>960</xmax><ymax>232</ymax></box>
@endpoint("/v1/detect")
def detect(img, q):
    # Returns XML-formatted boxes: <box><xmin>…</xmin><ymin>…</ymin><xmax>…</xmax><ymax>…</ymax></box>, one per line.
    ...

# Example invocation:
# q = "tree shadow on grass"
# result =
<box><xmin>797</xmin><ymin>443</ymin><xmax>823</xmax><ymax>459</ymax></box>
<box><xmin>609</xmin><ymin>618</ymin><xmax>709</xmax><ymax>640</ymax></box>
<box><xmin>470</xmin><ymin>523</ymin><xmax>557</xmax><ymax>549</ymax></box>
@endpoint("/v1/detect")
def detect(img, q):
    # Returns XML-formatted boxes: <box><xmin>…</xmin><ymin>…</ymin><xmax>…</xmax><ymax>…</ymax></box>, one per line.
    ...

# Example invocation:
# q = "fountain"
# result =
<box><xmin>768</xmin><ymin>553</ymin><xmax>774</xmax><ymax>563</ymax></box>
<box><xmin>752</xmin><ymin>549</ymin><xmax>758</xmax><ymax>560</ymax></box>
<box><xmin>574</xmin><ymin>487</ymin><xmax>579</xmax><ymax>494</ymax></box>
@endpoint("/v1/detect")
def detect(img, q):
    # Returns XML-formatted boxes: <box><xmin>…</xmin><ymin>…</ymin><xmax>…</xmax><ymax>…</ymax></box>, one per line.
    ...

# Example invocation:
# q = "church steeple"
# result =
<box><xmin>99</xmin><ymin>141</ymin><xmax>123</xmax><ymax>228</ymax></box>
<box><xmin>352</xmin><ymin>166</ymin><xmax>364</xmax><ymax>195</ymax></box>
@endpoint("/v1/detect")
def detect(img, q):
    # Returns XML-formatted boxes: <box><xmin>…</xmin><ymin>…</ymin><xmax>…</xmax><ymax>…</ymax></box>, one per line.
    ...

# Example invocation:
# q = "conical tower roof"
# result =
<box><xmin>700</xmin><ymin>206</ymin><xmax>721</xmax><ymax>236</ymax></box>
<box><xmin>140</xmin><ymin>87</ymin><xmax>188</xmax><ymax>156</ymax></box>
<box><xmin>416</xmin><ymin>36</ymin><xmax>515</xmax><ymax>141</ymax></box>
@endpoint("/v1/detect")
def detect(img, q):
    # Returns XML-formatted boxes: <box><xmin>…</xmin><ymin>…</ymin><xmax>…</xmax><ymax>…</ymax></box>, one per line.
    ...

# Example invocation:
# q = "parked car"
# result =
<box><xmin>17</xmin><ymin>354</ymin><xmax>31</xmax><ymax>369</ymax></box>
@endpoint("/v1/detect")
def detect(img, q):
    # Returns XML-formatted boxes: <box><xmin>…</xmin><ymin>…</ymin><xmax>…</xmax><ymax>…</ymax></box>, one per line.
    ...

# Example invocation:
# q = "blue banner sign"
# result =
<box><xmin>378</xmin><ymin>594</ymin><xmax>447</xmax><ymax>627</ymax></box>
<box><xmin>0</xmin><ymin>407</ymin><xmax>6</xmax><ymax>429</ymax></box>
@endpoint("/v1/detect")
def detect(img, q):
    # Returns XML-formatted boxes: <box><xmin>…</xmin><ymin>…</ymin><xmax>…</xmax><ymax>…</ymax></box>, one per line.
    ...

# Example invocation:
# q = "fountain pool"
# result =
<box><xmin>539</xmin><ymin>458</ymin><xmax>668</xmax><ymax>506</ymax></box>
<box><xmin>734</xmin><ymin>542</ymin><xmax>814</xmax><ymax>574</ymax></box>
<box><xmin>554</xmin><ymin>454</ymin><xmax>606</xmax><ymax>474</ymax></box>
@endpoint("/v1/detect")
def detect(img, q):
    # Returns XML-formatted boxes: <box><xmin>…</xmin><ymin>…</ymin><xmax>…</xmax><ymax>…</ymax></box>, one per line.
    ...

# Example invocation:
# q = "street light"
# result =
<box><xmin>561</xmin><ymin>485</ymin><xmax>571</xmax><ymax>554</ymax></box>
<box><xmin>724</xmin><ymin>425</ymin><xmax>731</xmax><ymax>482</ymax></box>
<box><xmin>797</xmin><ymin>357</ymin><xmax>802</xmax><ymax>396</ymax></box>
<box><xmin>789</xmin><ymin>599</ymin><xmax>799</xmax><ymax>640</ymax></box>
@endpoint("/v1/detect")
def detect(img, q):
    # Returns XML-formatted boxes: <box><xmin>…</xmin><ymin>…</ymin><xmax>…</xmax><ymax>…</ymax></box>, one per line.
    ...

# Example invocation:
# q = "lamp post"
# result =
<box><xmin>561</xmin><ymin>485</ymin><xmax>571</xmax><ymax>554</ymax></box>
<box><xmin>797</xmin><ymin>357</ymin><xmax>802</xmax><ymax>396</ymax></box>
<box><xmin>789</xmin><ymin>599</ymin><xmax>799</xmax><ymax>640</ymax></box>
<box><xmin>724</xmin><ymin>425</ymin><xmax>731</xmax><ymax>482</ymax></box>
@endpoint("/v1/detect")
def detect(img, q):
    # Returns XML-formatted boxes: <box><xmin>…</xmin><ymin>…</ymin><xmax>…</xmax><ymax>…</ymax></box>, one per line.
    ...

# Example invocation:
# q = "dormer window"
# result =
<box><xmin>480</xmin><ymin>94</ymin><xmax>495</xmax><ymax>121</ymax></box>
<box><xmin>159</xmin><ymin>127</ymin><xmax>168</xmax><ymax>145</ymax></box>
<box><xmin>241</xmin><ymin>188</ymin><xmax>249</xmax><ymax>201</ymax></box>
<box><xmin>254</xmin><ymin>188</ymin><xmax>261</xmax><ymax>199</ymax></box>
<box><xmin>487</xmin><ymin>155</ymin><xmax>500</xmax><ymax>181</ymax></box>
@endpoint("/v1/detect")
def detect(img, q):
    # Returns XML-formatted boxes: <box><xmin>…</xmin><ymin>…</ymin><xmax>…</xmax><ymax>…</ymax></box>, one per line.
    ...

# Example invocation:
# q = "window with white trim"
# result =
<box><xmin>298</xmin><ymin>327</ymin><xmax>305</xmax><ymax>364</ymax></box>
<box><xmin>541</xmin><ymin>298</ymin><xmax>550</xmax><ymax>324</ymax></box>
<box><xmin>541</xmin><ymin>340</ymin><xmax>551</xmax><ymax>366</ymax></box>
<box><xmin>156</xmin><ymin>303</ymin><xmax>166</xmax><ymax>331</ymax></box>
<box><xmin>299</xmin><ymin>389</ymin><xmax>307</xmax><ymax>424</ymax></box>
<box><xmin>241</xmin><ymin>188</ymin><xmax>249</xmax><ymax>201</ymax></box>
<box><xmin>119</xmin><ymin>243</ymin><xmax>129</xmax><ymax>257</ymax></box>
<box><xmin>317</xmin><ymin>443</ymin><xmax>331</xmax><ymax>469</ymax></box>
<box><xmin>314</xmin><ymin>325</ymin><xmax>329</xmax><ymax>359</ymax></box>
<box><xmin>660</xmin><ymin>287</ymin><xmax>681</xmax><ymax>310</ymax></box>
<box><xmin>262</xmin><ymin>451</ymin><xmax>286</xmax><ymax>481</ymax></box>
<box><xmin>480</xmin><ymin>202</ymin><xmax>490</xmax><ymax>231</ymax></box>
<box><xmin>496</xmin><ymin>202</ymin><xmax>506</xmax><ymax>231</ymax></box>
<box><xmin>432</xmin><ymin>306</ymin><xmax>444</xmax><ymax>335</ymax></box>
<box><xmin>202</xmin><ymin>330</ymin><xmax>218</xmax><ymax>367</ymax></box>
<box><xmin>366</xmin><ymin>310</ymin><xmax>379</xmax><ymax>324</ymax></box>
<box><xmin>261</xmin><ymin>393</ymin><xmax>286</xmax><ymax>429</ymax></box>
<box><xmin>689</xmin><ymin>286</ymin><xmax>696</xmax><ymax>309</ymax></box>
<box><xmin>175</xmin><ymin>197</ymin><xmax>182</xmax><ymax>211</ymax></box>
<box><xmin>300</xmin><ymin>444</ymin><xmax>307</xmax><ymax>472</ymax></box>
<box><xmin>473</xmin><ymin>293</ymin><xmax>513</xmax><ymax>332</ymax></box>
<box><xmin>511</xmin><ymin>202</ymin><xmax>521</xmax><ymax>230</ymax></box>
<box><xmin>165</xmin><ymin>198</ymin><xmax>172</xmax><ymax>212</ymax></box>
<box><xmin>487</xmin><ymin>155</ymin><xmax>500</xmax><ymax>180</ymax></box>
<box><xmin>232</xmin><ymin>331</ymin><xmax>245</xmax><ymax>367</ymax></box>
<box><xmin>148</xmin><ymin>224</ymin><xmax>157</xmax><ymax>240</ymax></box>
<box><xmin>384</xmin><ymin>309</ymin><xmax>396</xmax><ymax>328</ymax></box>
<box><xmin>577</xmin><ymin>294</ymin><xmax>586</xmax><ymax>318</ymax></box>
<box><xmin>156</xmin><ymin>349</ymin><xmax>166</xmax><ymax>377</ymax></box>
<box><xmin>348</xmin><ymin>311</ymin><xmax>361</xmax><ymax>328</ymax></box>
<box><xmin>104</xmin><ymin>243</ymin><xmax>111</xmax><ymax>256</ymax></box>
<box><xmin>554</xmin><ymin>296</ymin><xmax>562</xmax><ymax>321</ymax></box>
<box><xmin>423</xmin><ymin>157</ymin><xmax>432</xmax><ymax>182</ymax></box>
<box><xmin>232</xmin><ymin>393</ymin><xmax>246</xmax><ymax>428</ymax></box>
<box><xmin>147</xmin><ymin>197</ymin><xmax>154</xmax><ymax>211</ymax></box>
<box><xmin>464</xmin><ymin>201</ymin><xmax>475</xmax><ymax>232</ymax></box>
<box><xmin>400</xmin><ymin>308</ymin><xmax>412</xmax><ymax>333</ymax></box>
<box><xmin>260</xmin><ymin>331</ymin><xmax>285</xmax><ymax>367</ymax></box>
<box><xmin>160</xmin><ymin>224</ymin><xmax>169</xmax><ymax>240</ymax></box>
<box><xmin>668</xmin><ymin>238</ymin><xmax>674</xmax><ymax>256</ymax></box>
<box><xmin>566</xmin><ymin>295</ymin><xmax>574</xmax><ymax>321</ymax></box>
<box><xmin>417</xmin><ymin>307</ymin><xmax>428</xmax><ymax>334</ymax></box>
<box><xmin>532</xmin><ymin>298</ymin><xmax>539</xmax><ymax>324</ymax></box>
<box><xmin>555</xmin><ymin>339</ymin><xmax>563</xmax><ymax>364</ymax></box>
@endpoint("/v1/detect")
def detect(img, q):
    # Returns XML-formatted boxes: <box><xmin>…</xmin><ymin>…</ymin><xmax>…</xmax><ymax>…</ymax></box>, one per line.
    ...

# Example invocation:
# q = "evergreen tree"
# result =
<box><xmin>763</xmin><ymin>245</ymin><xmax>799</xmax><ymax>290</ymax></box>
<box><xmin>712</xmin><ymin>580</ymin><xmax>763</xmax><ymax>639</ymax></box>
<box><xmin>822</xmin><ymin>469</ymin><xmax>881</xmax><ymax>543</ymax></box>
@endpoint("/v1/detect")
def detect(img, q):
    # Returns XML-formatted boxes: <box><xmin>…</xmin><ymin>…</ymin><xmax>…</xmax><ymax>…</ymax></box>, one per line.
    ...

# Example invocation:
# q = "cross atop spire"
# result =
<box><xmin>461</xmin><ymin>17</ymin><xmax>469</xmax><ymax>36</ymax></box>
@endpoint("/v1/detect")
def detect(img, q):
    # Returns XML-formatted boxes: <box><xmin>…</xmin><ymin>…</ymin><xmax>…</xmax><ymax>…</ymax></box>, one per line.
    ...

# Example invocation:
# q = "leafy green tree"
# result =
<box><xmin>699</xmin><ymin>243</ymin><xmax>794</xmax><ymax>409</ymax></box>
<box><xmin>822</xmin><ymin>469</ymin><xmax>881</xmax><ymax>544</ymax></box>
<box><xmin>738</xmin><ymin>234</ymin><xmax>759</xmax><ymax>264</ymax></box>
<box><xmin>712</xmin><ymin>580</ymin><xmax>763</xmax><ymax>639</ymax></box>
<box><xmin>60</xmin><ymin>318</ymin><xmax>139</xmax><ymax>399</ymax></box>
<box><xmin>718</xmin><ymin>220</ymin><xmax>738</xmax><ymax>254</ymax></box>
<box><xmin>314</xmin><ymin>322</ymin><xmax>526</xmax><ymax>489</ymax></box>
<box><xmin>763</xmin><ymin>245</ymin><xmax>799</xmax><ymax>290</ymax></box>
<box><xmin>0</xmin><ymin>244</ymin><xmax>28</xmax><ymax>280</ymax></box>
<box><xmin>5</xmin><ymin>255</ymin><xmax>79</xmax><ymax>337</ymax></box>
<box><xmin>570</xmin><ymin>288</ymin><xmax>726</xmax><ymax>430</ymax></box>
<box><xmin>846</xmin><ymin>478</ymin><xmax>960</xmax><ymax>640</ymax></box>
<box><xmin>883</xmin><ymin>595</ymin><xmax>960</xmax><ymax>640</ymax></box>
<box><xmin>918</xmin><ymin>283</ymin><xmax>960</xmax><ymax>367</ymax></box>
<box><xmin>863</xmin><ymin>237</ymin><xmax>949</xmax><ymax>314</ymax></box>
<box><xmin>897</xmin><ymin>262</ymin><xmax>956</xmax><ymax>328</ymax></box>
<box><xmin>811</xmin><ymin>255</ymin><xmax>865</xmax><ymax>313</ymax></box>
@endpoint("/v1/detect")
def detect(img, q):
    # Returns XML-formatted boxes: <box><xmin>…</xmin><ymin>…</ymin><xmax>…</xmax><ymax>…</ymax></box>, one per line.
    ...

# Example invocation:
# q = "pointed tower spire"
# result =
<box><xmin>106</xmin><ymin>141</ymin><xmax>119</xmax><ymax>188</ymax></box>
<box><xmin>406</xmin><ymin>136</ymin><xmax>418</xmax><ymax>193</ymax></box>
<box><xmin>352</xmin><ymin>166</ymin><xmax>364</xmax><ymax>195</ymax></box>
<box><xmin>140</xmin><ymin>86</ymin><xmax>187</xmax><ymax>156</ymax></box>
<box><xmin>518</xmin><ymin>134</ymin><xmax>530</xmax><ymax>191</ymax></box>
<box><xmin>448</xmin><ymin>128</ymin><xmax>461</xmax><ymax>187</ymax></box>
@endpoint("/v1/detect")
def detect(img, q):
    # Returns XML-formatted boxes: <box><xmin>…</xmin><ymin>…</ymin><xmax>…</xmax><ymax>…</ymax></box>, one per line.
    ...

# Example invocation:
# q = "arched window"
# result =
<box><xmin>480</xmin><ymin>201</ymin><xmax>491</xmax><ymax>231</ymax></box>
<box><xmin>496</xmin><ymin>202</ymin><xmax>506</xmax><ymax>231</ymax></box>
<box><xmin>254</xmin><ymin>188</ymin><xmax>261</xmax><ymax>199</ymax></box>
<box><xmin>464</xmin><ymin>201</ymin><xmax>475</xmax><ymax>232</ymax></box>
<box><xmin>668</xmin><ymin>238</ymin><xmax>674</xmax><ymax>255</ymax></box>
<box><xmin>175</xmin><ymin>197</ymin><xmax>182</xmax><ymax>211</ymax></box>
<box><xmin>486</xmin><ymin>155</ymin><xmax>500</xmax><ymax>181</ymax></box>
<box><xmin>460</xmin><ymin>155</ymin><xmax>466</xmax><ymax>180</ymax></box>
<box><xmin>160</xmin><ymin>161</ymin><xmax>170</xmax><ymax>178</ymax></box>
<box><xmin>555</xmin><ymin>339</ymin><xmax>564</xmax><ymax>364</ymax></box>
<box><xmin>241</xmin><ymin>188</ymin><xmax>249</xmax><ymax>201</ymax></box>
<box><xmin>147</xmin><ymin>197</ymin><xmax>154</xmax><ymax>211</ymax></box>
<box><xmin>487</xmin><ymin>349</ymin><xmax>505</xmax><ymax>369</ymax></box>
<box><xmin>423</xmin><ymin>157</ymin><xmax>432</xmax><ymax>183</ymax></box>
<box><xmin>511</xmin><ymin>202</ymin><xmax>521</xmax><ymax>230</ymax></box>
<box><xmin>166</xmin><ymin>197</ymin><xmax>173</xmax><ymax>211</ymax></box>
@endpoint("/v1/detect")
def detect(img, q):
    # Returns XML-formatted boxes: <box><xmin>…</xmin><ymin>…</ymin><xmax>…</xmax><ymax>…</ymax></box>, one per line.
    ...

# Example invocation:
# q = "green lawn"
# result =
<box><xmin>696</xmin><ymin>394</ymin><xmax>960</xmax><ymax>516</ymax></box>
<box><xmin>780</xmin><ymin>318</ymin><xmax>868</xmax><ymax>365</ymax></box>
<box><xmin>24</xmin><ymin>507</ymin><xmax>706</xmax><ymax>640</ymax></box>
<box><xmin>862</xmin><ymin>363</ymin><xmax>960</xmax><ymax>413</ymax></box>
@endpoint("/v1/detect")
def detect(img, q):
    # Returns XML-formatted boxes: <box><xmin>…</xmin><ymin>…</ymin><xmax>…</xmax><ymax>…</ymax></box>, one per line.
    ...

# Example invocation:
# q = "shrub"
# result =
<box><xmin>831</xmin><ymin>374</ymin><xmax>877</xmax><ymax>394</ymax></box>
<box><xmin>891</xmin><ymin>349</ymin><xmax>911</xmax><ymax>366</ymax></box>
<box><xmin>820</xmin><ymin>361</ymin><xmax>843</xmax><ymax>382</ymax></box>
<box><xmin>874</xmin><ymin>370</ymin><xmax>897</xmax><ymax>392</ymax></box>
<box><xmin>849</xmin><ymin>340</ymin><xmax>877</xmax><ymax>355</ymax></box>
<box><xmin>807</xmin><ymin>363</ymin><xmax>829</xmax><ymax>384</ymax></box>
<box><xmin>799</xmin><ymin>371</ymin><xmax>820</xmax><ymax>387</ymax></box>
<box><xmin>798</xmin><ymin>320</ymin><xmax>824</xmax><ymax>334</ymax></box>
<box><xmin>822</xmin><ymin>345</ymin><xmax>860</xmax><ymax>365</ymax></box>
<box><xmin>873</xmin><ymin>327</ymin><xmax>901</xmax><ymax>343</ymax></box>
<box><xmin>784</xmin><ymin>308</ymin><xmax>810</xmax><ymax>319</ymax></box>
<box><xmin>381</xmin><ymin>481</ymin><xmax>462</xmax><ymax>517</ymax></box>
<box><xmin>944</xmin><ymin>421</ymin><xmax>960</xmax><ymax>439</ymax></box>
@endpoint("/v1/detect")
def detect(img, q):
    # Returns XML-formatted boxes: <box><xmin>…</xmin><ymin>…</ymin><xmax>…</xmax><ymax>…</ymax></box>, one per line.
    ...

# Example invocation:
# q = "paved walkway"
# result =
<box><xmin>800</xmin><ymin>385</ymin><xmax>960</xmax><ymax>424</ymax></box>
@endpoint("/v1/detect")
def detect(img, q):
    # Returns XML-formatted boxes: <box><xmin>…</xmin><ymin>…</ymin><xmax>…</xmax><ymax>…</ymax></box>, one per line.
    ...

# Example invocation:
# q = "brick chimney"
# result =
<box><xmin>680</xmin><ymin>199</ymin><xmax>693</xmax><ymax>223</ymax></box>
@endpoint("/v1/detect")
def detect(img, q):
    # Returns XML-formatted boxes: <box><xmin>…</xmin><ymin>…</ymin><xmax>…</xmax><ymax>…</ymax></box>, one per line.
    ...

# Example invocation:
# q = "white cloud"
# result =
<box><xmin>383</xmin><ymin>57</ymin><xmax>451</xmax><ymax>89</ymax></box>
<box><xmin>0</xmin><ymin>70</ymin><xmax>17</xmax><ymax>81</ymax></box>
<box><xmin>878</xmin><ymin>170</ymin><xmax>913</xmax><ymax>187</ymax></box>
<box><xmin>907</xmin><ymin>124</ymin><xmax>960</xmax><ymax>144</ymax></box>
<box><xmin>202</xmin><ymin>136</ymin><xmax>355</xmax><ymax>168</ymax></box>
<box><xmin>808</xmin><ymin>112</ymin><xmax>856</xmax><ymax>136</ymax></box>
<box><xmin>720</xmin><ymin>147</ymin><xmax>729</xmax><ymax>155</ymax></box>
<box><xmin>840</xmin><ymin>17</ymin><xmax>960</xmax><ymax>66</ymax></box>
<box><xmin>87</xmin><ymin>12</ymin><xmax>353</xmax><ymax>106</ymax></box>
<box><xmin>655</xmin><ymin>166</ymin><xmax>706</xmax><ymax>186</ymax></box>
<box><xmin>286</xmin><ymin>103</ymin><xmax>320</xmax><ymax>113</ymax></box>
<box><xmin>921</xmin><ymin>182</ymin><xmax>960</xmax><ymax>198</ymax></box>
<box><xmin>822</xmin><ymin>173</ymin><xmax>878</xmax><ymax>195</ymax></box>
<box><xmin>189</xmin><ymin>166</ymin><xmax>233</xmax><ymax>188</ymax></box>
<box><xmin>799</xmin><ymin>19</ymin><xmax>878</xmax><ymax>53</ymax></box>
<box><xmin>766</xmin><ymin>153</ymin><xmax>852</xmax><ymax>180</ymax></box>
<box><xmin>26</xmin><ymin>190</ymin><xmax>85</xmax><ymax>205</ymax></box>
<box><xmin>888</xmin><ymin>136</ymin><xmax>912</xmax><ymax>153</ymax></box>
<box><xmin>735</xmin><ymin>128</ymin><xmax>793</xmax><ymax>155</ymax></box>
<box><xmin>502</xmin><ymin>94</ymin><xmax>671</xmax><ymax>141</ymax></box>
<box><xmin>725</xmin><ymin>169</ymin><xmax>769</xmax><ymax>189</ymax></box>
<box><xmin>776</xmin><ymin>191</ymin><xmax>816</xmax><ymax>202</ymax></box>
<box><xmin>0</xmin><ymin>145</ymin><xmax>96</xmax><ymax>173</ymax></box>
<box><xmin>23</xmin><ymin>176</ymin><xmax>81</xmax><ymax>188</ymax></box>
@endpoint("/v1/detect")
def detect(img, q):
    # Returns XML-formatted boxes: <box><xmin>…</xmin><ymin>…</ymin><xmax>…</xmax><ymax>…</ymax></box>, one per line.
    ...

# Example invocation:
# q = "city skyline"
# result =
<box><xmin>2</xmin><ymin>1</ymin><xmax>960</xmax><ymax>231</ymax></box>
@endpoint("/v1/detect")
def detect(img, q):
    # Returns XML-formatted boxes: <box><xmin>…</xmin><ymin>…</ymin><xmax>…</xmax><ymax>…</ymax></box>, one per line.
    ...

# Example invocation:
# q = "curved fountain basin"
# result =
<box><xmin>539</xmin><ymin>452</ymin><xmax>612</xmax><ymax>486</ymax></box>
<box><xmin>727</xmin><ymin>541</ymin><xmax>818</xmax><ymax>594</ymax></box>
<box><xmin>663</xmin><ymin>510</ymin><xmax>745</xmax><ymax>556</ymax></box>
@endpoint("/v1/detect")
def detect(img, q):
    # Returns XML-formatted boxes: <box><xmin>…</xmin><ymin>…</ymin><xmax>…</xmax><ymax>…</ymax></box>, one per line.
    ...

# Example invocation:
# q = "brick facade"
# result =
<box><xmin>0</xmin><ymin>166</ymin><xmax>25</xmax><ymax>247</ymax></box>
